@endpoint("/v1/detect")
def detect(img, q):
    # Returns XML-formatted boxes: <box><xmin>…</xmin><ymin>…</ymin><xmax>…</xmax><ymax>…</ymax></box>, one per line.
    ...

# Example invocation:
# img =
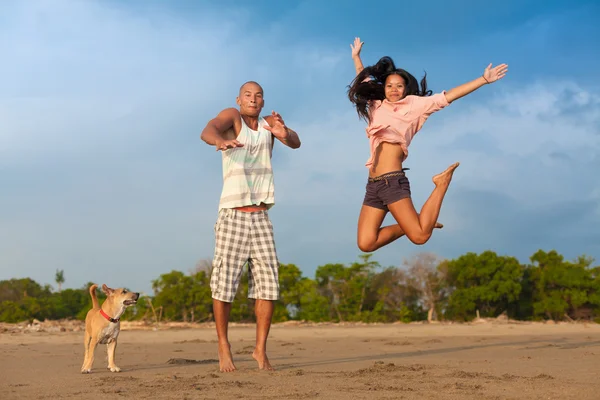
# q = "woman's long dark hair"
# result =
<box><xmin>348</xmin><ymin>56</ymin><xmax>432</xmax><ymax>123</ymax></box>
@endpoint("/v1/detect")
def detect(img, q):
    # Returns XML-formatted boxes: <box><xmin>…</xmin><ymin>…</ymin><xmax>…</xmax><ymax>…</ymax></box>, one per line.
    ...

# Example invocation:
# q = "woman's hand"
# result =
<box><xmin>351</xmin><ymin>37</ymin><xmax>364</xmax><ymax>59</ymax></box>
<box><xmin>482</xmin><ymin>63</ymin><xmax>508</xmax><ymax>84</ymax></box>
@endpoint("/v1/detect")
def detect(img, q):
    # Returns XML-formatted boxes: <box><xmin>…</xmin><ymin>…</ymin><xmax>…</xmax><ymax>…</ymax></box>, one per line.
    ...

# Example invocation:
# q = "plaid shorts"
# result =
<box><xmin>210</xmin><ymin>208</ymin><xmax>280</xmax><ymax>303</ymax></box>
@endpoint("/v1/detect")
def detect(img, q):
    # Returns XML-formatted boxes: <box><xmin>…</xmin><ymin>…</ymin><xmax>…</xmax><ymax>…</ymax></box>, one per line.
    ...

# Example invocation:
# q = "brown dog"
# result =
<box><xmin>81</xmin><ymin>284</ymin><xmax>139</xmax><ymax>373</ymax></box>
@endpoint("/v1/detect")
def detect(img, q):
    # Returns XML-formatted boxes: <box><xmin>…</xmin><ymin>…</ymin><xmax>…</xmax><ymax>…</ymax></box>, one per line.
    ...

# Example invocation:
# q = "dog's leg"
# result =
<box><xmin>83</xmin><ymin>335</ymin><xmax>99</xmax><ymax>373</ymax></box>
<box><xmin>81</xmin><ymin>332</ymin><xmax>91</xmax><ymax>373</ymax></box>
<box><xmin>81</xmin><ymin>333</ymin><xmax>96</xmax><ymax>373</ymax></box>
<box><xmin>107</xmin><ymin>340</ymin><xmax>121</xmax><ymax>372</ymax></box>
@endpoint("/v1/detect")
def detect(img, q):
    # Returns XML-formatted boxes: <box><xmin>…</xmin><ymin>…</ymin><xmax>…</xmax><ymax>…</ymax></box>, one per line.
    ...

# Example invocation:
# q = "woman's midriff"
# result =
<box><xmin>369</xmin><ymin>142</ymin><xmax>406</xmax><ymax>178</ymax></box>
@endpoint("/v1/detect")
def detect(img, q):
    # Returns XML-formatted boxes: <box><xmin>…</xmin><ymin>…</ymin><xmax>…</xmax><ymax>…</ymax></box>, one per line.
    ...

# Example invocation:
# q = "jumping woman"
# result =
<box><xmin>348</xmin><ymin>37</ymin><xmax>508</xmax><ymax>252</ymax></box>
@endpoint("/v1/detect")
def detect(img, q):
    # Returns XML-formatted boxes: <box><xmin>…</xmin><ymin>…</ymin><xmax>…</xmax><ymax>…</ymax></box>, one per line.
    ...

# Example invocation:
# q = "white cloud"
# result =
<box><xmin>409</xmin><ymin>81</ymin><xmax>600</xmax><ymax>208</ymax></box>
<box><xmin>0</xmin><ymin>0</ymin><xmax>347</xmax><ymax>165</ymax></box>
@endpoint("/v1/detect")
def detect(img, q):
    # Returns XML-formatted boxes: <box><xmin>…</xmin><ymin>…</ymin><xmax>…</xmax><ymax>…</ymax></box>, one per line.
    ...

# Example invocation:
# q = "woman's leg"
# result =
<box><xmin>387</xmin><ymin>162</ymin><xmax>459</xmax><ymax>245</ymax></box>
<box><xmin>357</xmin><ymin>206</ymin><xmax>443</xmax><ymax>252</ymax></box>
<box><xmin>358</xmin><ymin>205</ymin><xmax>397</xmax><ymax>252</ymax></box>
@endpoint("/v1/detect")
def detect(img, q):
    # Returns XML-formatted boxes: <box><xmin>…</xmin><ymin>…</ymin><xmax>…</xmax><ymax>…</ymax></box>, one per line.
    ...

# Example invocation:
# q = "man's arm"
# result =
<box><xmin>444</xmin><ymin>63</ymin><xmax>508</xmax><ymax>103</ymax></box>
<box><xmin>264</xmin><ymin>112</ymin><xmax>301</xmax><ymax>149</ymax></box>
<box><xmin>200</xmin><ymin>108</ymin><xmax>244</xmax><ymax>151</ymax></box>
<box><xmin>350</xmin><ymin>37</ymin><xmax>365</xmax><ymax>76</ymax></box>
<box><xmin>278</xmin><ymin>127</ymin><xmax>301</xmax><ymax>149</ymax></box>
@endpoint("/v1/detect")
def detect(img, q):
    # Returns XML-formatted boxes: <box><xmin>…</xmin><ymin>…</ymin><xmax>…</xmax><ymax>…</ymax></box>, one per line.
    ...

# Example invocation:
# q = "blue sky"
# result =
<box><xmin>1</xmin><ymin>0</ymin><xmax>599</xmax><ymax>295</ymax></box>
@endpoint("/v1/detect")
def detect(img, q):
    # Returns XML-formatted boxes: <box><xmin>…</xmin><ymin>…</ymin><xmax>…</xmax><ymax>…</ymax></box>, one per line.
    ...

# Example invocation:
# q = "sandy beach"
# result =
<box><xmin>1</xmin><ymin>320</ymin><xmax>599</xmax><ymax>399</ymax></box>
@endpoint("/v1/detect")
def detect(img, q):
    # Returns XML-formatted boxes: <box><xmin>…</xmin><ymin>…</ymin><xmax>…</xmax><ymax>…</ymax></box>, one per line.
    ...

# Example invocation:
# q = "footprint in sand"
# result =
<box><xmin>234</xmin><ymin>345</ymin><xmax>254</xmax><ymax>355</ymax></box>
<box><xmin>173</xmin><ymin>339</ymin><xmax>216</xmax><ymax>344</ymax></box>
<box><xmin>166</xmin><ymin>358</ymin><xmax>218</xmax><ymax>365</ymax></box>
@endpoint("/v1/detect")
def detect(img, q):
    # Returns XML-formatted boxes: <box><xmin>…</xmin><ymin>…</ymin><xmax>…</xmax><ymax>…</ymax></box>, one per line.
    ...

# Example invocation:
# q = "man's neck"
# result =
<box><xmin>241</xmin><ymin>114</ymin><xmax>259</xmax><ymax>130</ymax></box>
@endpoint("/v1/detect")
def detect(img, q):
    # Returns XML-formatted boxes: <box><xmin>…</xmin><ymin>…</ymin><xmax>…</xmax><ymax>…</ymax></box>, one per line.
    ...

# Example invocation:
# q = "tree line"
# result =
<box><xmin>1</xmin><ymin>249</ymin><xmax>599</xmax><ymax>324</ymax></box>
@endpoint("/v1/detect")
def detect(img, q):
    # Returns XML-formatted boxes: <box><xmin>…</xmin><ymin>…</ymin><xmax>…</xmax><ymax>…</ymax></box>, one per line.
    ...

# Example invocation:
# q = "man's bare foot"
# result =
<box><xmin>432</xmin><ymin>162</ymin><xmax>460</xmax><ymax>187</ymax></box>
<box><xmin>218</xmin><ymin>342</ymin><xmax>236</xmax><ymax>372</ymax></box>
<box><xmin>252</xmin><ymin>349</ymin><xmax>274</xmax><ymax>371</ymax></box>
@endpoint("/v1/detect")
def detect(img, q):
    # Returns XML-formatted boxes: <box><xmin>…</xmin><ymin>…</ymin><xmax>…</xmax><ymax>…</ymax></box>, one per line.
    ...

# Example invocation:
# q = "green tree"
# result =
<box><xmin>363</xmin><ymin>266</ymin><xmax>416</xmax><ymax>323</ymax></box>
<box><xmin>0</xmin><ymin>278</ymin><xmax>52</xmax><ymax>302</ymax></box>
<box><xmin>315</xmin><ymin>262</ymin><xmax>347</xmax><ymax>321</ymax></box>
<box><xmin>315</xmin><ymin>254</ymin><xmax>382</xmax><ymax>322</ymax></box>
<box><xmin>295</xmin><ymin>278</ymin><xmax>330</xmax><ymax>322</ymax></box>
<box><xmin>444</xmin><ymin>251</ymin><xmax>523</xmax><ymax>321</ymax></box>
<box><xmin>55</xmin><ymin>269</ymin><xmax>65</xmax><ymax>292</ymax></box>
<box><xmin>50</xmin><ymin>289</ymin><xmax>88</xmax><ymax>319</ymax></box>
<box><xmin>0</xmin><ymin>301</ymin><xmax>29</xmax><ymax>323</ymax></box>
<box><xmin>528</xmin><ymin>250</ymin><xmax>600</xmax><ymax>321</ymax></box>
<box><xmin>152</xmin><ymin>271</ymin><xmax>197</xmax><ymax>321</ymax></box>
<box><xmin>273</xmin><ymin>263</ymin><xmax>307</xmax><ymax>322</ymax></box>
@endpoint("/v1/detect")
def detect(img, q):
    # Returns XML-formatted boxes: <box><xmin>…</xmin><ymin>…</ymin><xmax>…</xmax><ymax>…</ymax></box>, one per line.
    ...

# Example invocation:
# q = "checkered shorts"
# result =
<box><xmin>210</xmin><ymin>208</ymin><xmax>280</xmax><ymax>303</ymax></box>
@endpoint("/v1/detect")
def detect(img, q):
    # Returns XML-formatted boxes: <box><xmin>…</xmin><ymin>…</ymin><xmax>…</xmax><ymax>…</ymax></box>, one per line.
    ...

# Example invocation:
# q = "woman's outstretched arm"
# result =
<box><xmin>444</xmin><ymin>63</ymin><xmax>508</xmax><ymax>103</ymax></box>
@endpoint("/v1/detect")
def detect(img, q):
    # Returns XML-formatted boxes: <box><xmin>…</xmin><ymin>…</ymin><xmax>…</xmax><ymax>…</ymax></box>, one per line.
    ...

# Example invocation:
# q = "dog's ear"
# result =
<box><xmin>101</xmin><ymin>284</ymin><xmax>114</xmax><ymax>295</ymax></box>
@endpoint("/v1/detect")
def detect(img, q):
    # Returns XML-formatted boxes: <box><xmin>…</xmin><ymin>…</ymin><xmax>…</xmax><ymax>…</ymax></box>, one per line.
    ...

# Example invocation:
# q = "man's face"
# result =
<box><xmin>236</xmin><ymin>82</ymin><xmax>264</xmax><ymax>117</ymax></box>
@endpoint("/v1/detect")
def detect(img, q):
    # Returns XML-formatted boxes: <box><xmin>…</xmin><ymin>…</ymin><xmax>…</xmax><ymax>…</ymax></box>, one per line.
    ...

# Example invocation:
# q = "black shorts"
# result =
<box><xmin>362</xmin><ymin>169</ymin><xmax>411</xmax><ymax>212</ymax></box>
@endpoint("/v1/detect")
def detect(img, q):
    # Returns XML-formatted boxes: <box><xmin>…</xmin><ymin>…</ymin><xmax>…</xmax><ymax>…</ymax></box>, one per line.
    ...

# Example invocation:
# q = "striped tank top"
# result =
<box><xmin>218</xmin><ymin>117</ymin><xmax>275</xmax><ymax>210</ymax></box>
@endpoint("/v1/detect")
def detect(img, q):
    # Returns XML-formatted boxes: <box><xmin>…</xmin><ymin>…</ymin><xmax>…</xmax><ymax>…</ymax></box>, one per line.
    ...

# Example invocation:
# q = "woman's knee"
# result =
<box><xmin>357</xmin><ymin>237</ymin><xmax>377</xmax><ymax>253</ymax></box>
<box><xmin>406</xmin><ymin>231</ymin><xmax>431</xmax><ymax>246</ymax></box>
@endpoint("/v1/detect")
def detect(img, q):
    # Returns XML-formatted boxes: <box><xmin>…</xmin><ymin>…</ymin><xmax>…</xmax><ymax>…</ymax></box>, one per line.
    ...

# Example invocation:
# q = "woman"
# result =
<box><xmin>348</xmin><ymin>37</ymin><xmax>508</xmax><ymax>251</ymax></box>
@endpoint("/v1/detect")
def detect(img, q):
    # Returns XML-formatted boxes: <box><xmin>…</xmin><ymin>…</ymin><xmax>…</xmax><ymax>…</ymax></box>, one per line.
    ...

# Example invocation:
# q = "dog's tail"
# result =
<box><xmin>89</xmin><ymin>284</ymin><xmax>100</xmax><ymax>310</ymax></box>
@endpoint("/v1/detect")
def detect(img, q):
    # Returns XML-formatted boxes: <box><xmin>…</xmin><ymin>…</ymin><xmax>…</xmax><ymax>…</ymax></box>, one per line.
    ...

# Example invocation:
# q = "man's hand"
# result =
<box><xmin>263</xmin><ymin>111</ymin><xmax>289</xmax><ymax>140</ymax></box>
<box><xmin>215</xmin><ymin>138</ymin><xmax>243</xmax><ymax>151</ymax></box>
<box><xmin>351</xmin><ymin>37</ymin><xmax>364</xmax><ymax>59</ymax></box>
<box><xmin>482</xmin><ymin>63</ymin><xmax>508</xmax><ymax>84</ymax></box>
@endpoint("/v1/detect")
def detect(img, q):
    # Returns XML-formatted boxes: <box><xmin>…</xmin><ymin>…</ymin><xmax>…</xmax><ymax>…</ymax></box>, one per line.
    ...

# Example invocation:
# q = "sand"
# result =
<box><xmin>1</xmin><ymin>319</ymin><xmax>599</xmax><ymax>399</ymax></box>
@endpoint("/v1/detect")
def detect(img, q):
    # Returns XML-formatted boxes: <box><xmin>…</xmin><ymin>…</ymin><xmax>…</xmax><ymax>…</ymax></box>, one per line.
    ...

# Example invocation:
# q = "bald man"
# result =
<box><xmin>200</xmin><ymin>81</ymin><xmax>301</xmax><ymax>372</ymax></box>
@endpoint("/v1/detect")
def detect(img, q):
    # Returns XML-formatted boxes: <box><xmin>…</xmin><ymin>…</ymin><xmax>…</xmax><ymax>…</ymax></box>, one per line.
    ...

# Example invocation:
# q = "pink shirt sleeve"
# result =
<box><xmin>409</xmin><ymin>92</ymin><xmax>449</xmax><ymax>117</ymax></box>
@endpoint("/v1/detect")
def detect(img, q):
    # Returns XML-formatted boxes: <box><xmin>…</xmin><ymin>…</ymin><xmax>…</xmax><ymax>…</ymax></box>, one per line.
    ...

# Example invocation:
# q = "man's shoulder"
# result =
<box><xmin>214</xmin><ymin>108</ymin><xmax>242</xmax><ymax>128</ymax></box>
<box><xmin>218</xmin><ymin>107</ymin><xmax>241</xmax><ymax>118</ymax></box>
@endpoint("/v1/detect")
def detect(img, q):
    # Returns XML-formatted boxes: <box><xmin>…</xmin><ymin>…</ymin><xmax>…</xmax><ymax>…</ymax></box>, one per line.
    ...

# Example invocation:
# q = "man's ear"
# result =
<box><xmin>235</xmin><ymin>96</ymin><xmax>241</xmax><ymax>106</ymax></box>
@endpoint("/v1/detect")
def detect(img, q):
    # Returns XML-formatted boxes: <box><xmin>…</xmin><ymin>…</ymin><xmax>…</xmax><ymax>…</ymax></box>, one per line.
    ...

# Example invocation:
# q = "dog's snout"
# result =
<box><xmin>134</xmin><ymin>292</ymin><xmax>140</xmax><ymax>299</ymax></box>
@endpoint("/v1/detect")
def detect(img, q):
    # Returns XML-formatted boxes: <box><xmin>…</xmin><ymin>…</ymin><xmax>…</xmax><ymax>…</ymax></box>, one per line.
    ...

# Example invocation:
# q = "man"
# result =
<box><xmin>200</xmin><ymin>81</ymin><xmax>301</xmax><ymax>372</ymax></box>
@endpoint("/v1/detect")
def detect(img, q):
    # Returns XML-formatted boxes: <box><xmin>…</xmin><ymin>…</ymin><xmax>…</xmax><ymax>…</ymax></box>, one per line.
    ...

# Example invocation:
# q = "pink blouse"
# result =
<box><xmin>365</xmin><ymin>92</ymin><xmax>449</xmax><ymax>168</ymax></box>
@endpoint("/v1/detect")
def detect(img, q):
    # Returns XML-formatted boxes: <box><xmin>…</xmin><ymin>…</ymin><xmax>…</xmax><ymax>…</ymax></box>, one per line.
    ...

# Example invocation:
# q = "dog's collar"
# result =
<box><xmin>100</xmin><ymin>309</ymin><xmax>120</xmax><ymax>323</ymax></box>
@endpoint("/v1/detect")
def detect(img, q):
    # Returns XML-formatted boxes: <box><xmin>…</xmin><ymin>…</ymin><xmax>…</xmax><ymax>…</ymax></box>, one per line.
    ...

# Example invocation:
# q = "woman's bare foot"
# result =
<box><xmin>252</xmin><ymin>349</ymin><xmax>274</xmax><ymax>371</ymax></box>
<box><xmin>218</xmin><ymin>342</ymin><xmax>236</xmax><ymax>372</ymax></box>
<box><xmin>432</xmin><ymin>162</ymin><xmax>460</xmax><ymax>187</ymax></box>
